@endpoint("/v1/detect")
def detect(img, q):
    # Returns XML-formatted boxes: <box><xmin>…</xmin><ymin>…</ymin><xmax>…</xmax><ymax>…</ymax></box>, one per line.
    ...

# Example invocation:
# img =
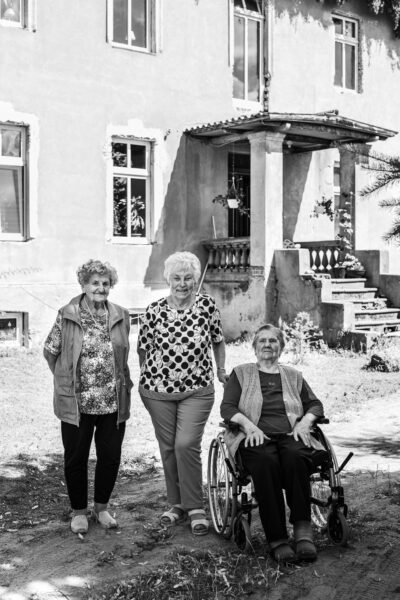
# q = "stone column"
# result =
<box><xmin>248</xmin><ymin>131</ymin><xmax>285</xmax><ymax>322</ymax></box>
<box><xmin>353</xmin><ymin>144</ymin><xmax>372</xmax><ymax>251</ymax></box>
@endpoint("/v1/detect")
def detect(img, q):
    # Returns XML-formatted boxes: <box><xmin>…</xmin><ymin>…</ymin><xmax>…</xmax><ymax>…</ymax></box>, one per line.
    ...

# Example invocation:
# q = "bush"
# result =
<box><xmin>280</xmin><ymin>312</ymin><xmax>325</xmax><ymax>363</ymax></box>
<box><xmin>363</xmin><ymin>337</ymin><xmax>400</xmax><ymax>372</ymax></box>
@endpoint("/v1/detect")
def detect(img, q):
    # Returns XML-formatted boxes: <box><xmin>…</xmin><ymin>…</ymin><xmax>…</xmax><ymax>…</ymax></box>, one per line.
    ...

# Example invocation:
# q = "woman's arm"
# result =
<box><xmin>221</xmin><ymin>371</ymin><xmax>267</xmax><ymax>447</ymax></box>
<box><xmin>293</xmin><ymin>378</ymin><xmax>324</xmax><ymax>447</ymax></box>
<box><xmin>212</xmin><ymin>339</ymin><xmax>228</xmax><ymax>383</ymax></box>
<box><xmin>43</xmin><ymin>313</ymin><xmax>62</xmax><ymax>374</ymax></box>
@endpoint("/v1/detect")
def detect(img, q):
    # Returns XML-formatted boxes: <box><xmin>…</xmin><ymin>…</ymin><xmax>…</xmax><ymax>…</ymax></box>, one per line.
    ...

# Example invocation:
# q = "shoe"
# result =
<box><xmin>296</xmin><ymin>539</ymin><xmax>317</xmax><ymax>562</ymax></box>
<box><xmin>70</xmin><ymin>514</ymin><xmax>88</xmax><ymax>534</ymax></box>
<box><xmin>188</xmin><ymin>509</ymin><xmax>209</xmax><ymax>536</ymax></box>
<box><xmin>270</xmin><ymin>542</ymin><xmax>297</xmax><ymax>564</ymax></box>
<box><xmin>160</xmin><ymin>505</ymin><xmax>186</xmax><ymax>527</ymax></box>
<box><xmin>93</xmin><ymin>510</ymin><xmax>118</xmax><ymax>529</ymax></box>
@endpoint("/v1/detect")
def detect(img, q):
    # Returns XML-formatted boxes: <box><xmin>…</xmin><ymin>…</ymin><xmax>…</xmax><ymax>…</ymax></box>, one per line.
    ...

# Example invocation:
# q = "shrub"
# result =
<box><xmin>363</xmin><ymin>336</ymin><xmax>400</xmax><ymax>372</ymax></box>
<box><xmin>281</xmin><ymin>312</ymin><xmax>325</xmax><ymax>363</ymax></box>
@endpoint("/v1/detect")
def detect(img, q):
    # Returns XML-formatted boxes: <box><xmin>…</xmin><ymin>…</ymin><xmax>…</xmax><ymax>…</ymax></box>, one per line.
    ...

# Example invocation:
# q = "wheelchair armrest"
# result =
<box><xmin>218</xmin><ymin>420</ymin><xmax>242</xmax><ymax>434</ymax></box>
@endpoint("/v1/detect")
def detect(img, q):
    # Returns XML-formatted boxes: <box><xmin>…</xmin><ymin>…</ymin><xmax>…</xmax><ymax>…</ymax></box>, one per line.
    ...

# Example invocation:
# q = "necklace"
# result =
<box><xmin>168</xmin><ymin>294</ymin><xmax>195</xmax><ymax>311</ymax></box>
<box><xmin>83</xmin><ymin>297</ymin><xmax>108</xmax><ymax>329</ymax></box>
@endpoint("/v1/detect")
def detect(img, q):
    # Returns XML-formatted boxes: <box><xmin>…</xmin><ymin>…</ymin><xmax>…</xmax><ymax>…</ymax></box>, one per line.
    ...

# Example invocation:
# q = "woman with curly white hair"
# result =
<box><xmin>44</xmin><ymin>259</ymin><xmax>132</xmax><ymax>535</ymax></box>
<box><xmin>138</xmin><ymin>251</ymin><xmax>227</xmax><ymax>536</ymax></box>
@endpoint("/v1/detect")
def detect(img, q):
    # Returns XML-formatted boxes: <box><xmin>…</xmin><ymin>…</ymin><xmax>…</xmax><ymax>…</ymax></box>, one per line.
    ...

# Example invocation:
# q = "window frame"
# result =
<box><xmin>333</xmin><ymin>14</ymin><xmax>359</xmax><ymax>92</ymax></box>
<box><xmin>0</xmin><ymin>311</ymin><xmax>23</xmax><ymax>347</ymax></box>
<box><xmin>0</xmin><ymin>124</ymin><xmax>28</xmax><ymax>242</ymax></box>
<box><xmin>107</xmin><ymin>0</ymin><xmax>157</xmax><ymax>54</ymax></box>
<box><xmin>0</xmin><ymin>0</ymin><xmax>24</xmax><ymax>28</ymax></box>
<box><xmin>111</xmin><ymin>137</ymin><xmax>153</xmax><ymax>245</ymax></box>
<box><xmin>231</xmin><ymin>0</ymin><xmax>264</xmax><ymax>107</ymax></box>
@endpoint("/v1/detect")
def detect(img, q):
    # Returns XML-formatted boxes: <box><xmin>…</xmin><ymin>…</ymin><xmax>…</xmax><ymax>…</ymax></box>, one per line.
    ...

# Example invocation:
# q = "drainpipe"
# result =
<box><xmin>263</xmin><ymin>0</ymin><xmax>274</xmax><ymax>112</ymax></box>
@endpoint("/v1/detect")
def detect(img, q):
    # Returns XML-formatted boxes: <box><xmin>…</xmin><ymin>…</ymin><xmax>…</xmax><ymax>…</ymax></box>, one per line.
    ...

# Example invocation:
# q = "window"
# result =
<box><xmin>0</xmin><ymin>312</ymin><xmax>24</xmax><ymax>347</ymax></box>
<box><xmin>333</xmin><ymin>15</ymin><xmax>358</xmax><ymax>91</ymax></box>
<box><xmin>0</xmin><ymin>0</ymin><xmax>23</xmax><ymax>27</ymax></box>
<box><xmin>112</xmin><ymin>139</ymin><xmax>151</xmax><ymax>241</ymax></box>
<box><xmin>233</xmin><ymin>0</ymin><xmax>263</xmax><ymax>103</ymax></box>
<box><xmin>109</xmin><ymin>0</ymin><xmax>155</xmax><ymax>52</ymax></box>
<box><xmin>0</xmin><ymin>125</ymin><xmax>28</xmax><ymax>241</ymax></box>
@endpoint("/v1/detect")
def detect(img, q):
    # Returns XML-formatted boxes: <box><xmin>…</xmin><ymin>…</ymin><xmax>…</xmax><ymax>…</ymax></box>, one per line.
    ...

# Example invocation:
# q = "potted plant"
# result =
<box><xmin>341</xmin><ymin>253</ymin><xmax>366</xmax><ymax>278</ymax></box>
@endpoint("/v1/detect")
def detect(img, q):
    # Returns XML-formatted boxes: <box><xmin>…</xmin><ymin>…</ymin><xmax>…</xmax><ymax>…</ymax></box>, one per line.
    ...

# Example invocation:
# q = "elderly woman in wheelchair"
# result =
<box><xmin>214</xmin><ymin>323</ymin><xmax>348</xmax><ymax>564</ymax></box>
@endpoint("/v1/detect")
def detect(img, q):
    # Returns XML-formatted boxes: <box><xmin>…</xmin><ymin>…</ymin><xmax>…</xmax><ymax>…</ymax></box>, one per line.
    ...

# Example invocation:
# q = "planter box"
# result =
<box><xmin>346</xmin><ymin>269</ymin><xmax>366</xmax><ymax>278</ymax></box>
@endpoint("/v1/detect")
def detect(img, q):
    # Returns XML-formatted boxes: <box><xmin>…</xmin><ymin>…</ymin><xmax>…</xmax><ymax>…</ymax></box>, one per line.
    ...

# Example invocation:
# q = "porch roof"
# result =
<box><xmin>185</xmin><ymin>110</ymin><xmax>397</xmax><ymax>152</ymax></box>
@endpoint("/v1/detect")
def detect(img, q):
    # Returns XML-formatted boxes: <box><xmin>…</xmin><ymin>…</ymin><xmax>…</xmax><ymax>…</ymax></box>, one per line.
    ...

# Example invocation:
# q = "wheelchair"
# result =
<box><xmin>207</xmin><ymin>419</ymin><xmax>353</xmax><ymax>552</ymax></box>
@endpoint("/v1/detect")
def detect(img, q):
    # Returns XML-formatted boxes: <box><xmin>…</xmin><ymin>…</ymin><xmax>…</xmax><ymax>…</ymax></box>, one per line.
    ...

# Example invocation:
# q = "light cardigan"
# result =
<box><xmin>224</xmin><ymin>362</ymin><xmax>324</xmax><ymax>457</ymax></box>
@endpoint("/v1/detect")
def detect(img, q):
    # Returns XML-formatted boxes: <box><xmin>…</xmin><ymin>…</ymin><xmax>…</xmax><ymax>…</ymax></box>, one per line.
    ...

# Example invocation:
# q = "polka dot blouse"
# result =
<box><xmin>138</xmin><ymin>293</ymin><xmax>224</xmax><ymax>399</ymax></box>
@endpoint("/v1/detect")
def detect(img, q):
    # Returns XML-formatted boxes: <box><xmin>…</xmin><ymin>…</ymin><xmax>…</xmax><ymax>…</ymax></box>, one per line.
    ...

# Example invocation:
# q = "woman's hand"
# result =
<box><xmin>244</xmin><ymin>424</ymin><xmax>268</xmax><ymax>448</ymax></box>
<box><xmin>293</xmin><ymin>417</ymin><xmax>314</xmax><ymax>448</ymax></box>
<box><xmin>216</xmin><ymin>367</ymin><xmax>229</xmax><ymax>384</ymax></box>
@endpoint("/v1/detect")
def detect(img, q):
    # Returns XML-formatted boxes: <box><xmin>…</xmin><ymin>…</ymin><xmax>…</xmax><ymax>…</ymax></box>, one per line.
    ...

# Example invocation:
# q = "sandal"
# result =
<box><xmin>160</xmin><ymin>505</ymin><xmax>186</xmax><ymax>527</ymax></box>
<box><xmin>71</xmin><ymin>514</ymin><xmax>89</xmax><ymax>534</ymax></box>
<box><xmin>188</xmin><ymin>509</ymin><xmax>209</xmax><ymax>536</ymax></box>
<box><xmin>270</xmin><ymin>542</ymin><xmax>297</xmax><ymax>564</ymax></box>
<box><xmin>93</xmin><ymin>510</ymin><xmax>118</xmax><ymax>529</ymax></box>
<box><xmin>296</xmin><ymin>539</ymin><xmax>317</xmax><ymax>562</ymax></box>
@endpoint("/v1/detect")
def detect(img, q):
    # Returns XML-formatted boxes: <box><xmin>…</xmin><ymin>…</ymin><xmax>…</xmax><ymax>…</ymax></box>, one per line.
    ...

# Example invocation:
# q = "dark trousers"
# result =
<box><xmin>61</xmin><ymin>412</ymin><xmax>126</xmax><ymax>510</ymax></box>
<box><xmin>239</xmin><ymin>435</ymin><xmax>315</xmax><ymax>544</ymax></box>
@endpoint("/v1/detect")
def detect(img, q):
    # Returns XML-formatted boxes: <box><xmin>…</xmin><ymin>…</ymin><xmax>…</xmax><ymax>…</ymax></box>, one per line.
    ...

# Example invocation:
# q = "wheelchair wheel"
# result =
<box><xmin>233</xmin><ymin>514</ymin><xmax>252</xmax><ymax>552</ymax></box>
<box><xmin>207</xmin><ymin>436</ymin><xmax>234</xmax><ymax>537</ymax></box>
<box><xmin>327</xmin><ymin>510</ymin><xmax>349</xmax><ymax>546</ymax></box>
<box><xmin>310</xmin><ymin>474</ymin><xmax>331</xmax><ymax>530</ymax></box>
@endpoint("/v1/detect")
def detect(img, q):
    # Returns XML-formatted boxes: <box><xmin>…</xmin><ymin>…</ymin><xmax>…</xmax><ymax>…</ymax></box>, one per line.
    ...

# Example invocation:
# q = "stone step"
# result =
<box><xmin>355</xmin><ymin>308</ymin><xmax>400</xmax><ymax>323</ymax></box>
<box><xmin>332</xmin><ymin>287</ymin><xmax>378</xmax><ymax>300</ymax></box>
<box><xmin>330</xmin><ymin>278</ymin><xmax>367</xmax><ymax>290</ymax></box>
<box><xmin>351</xmin><ymin>298</ymin><xmax>388</xmax><ymax>308</ymax></box>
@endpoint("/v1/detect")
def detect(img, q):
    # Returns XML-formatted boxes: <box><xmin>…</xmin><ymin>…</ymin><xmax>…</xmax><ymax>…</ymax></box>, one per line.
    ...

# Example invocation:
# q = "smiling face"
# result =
<box><xmin>169</xmin><ymin>267</ymin><xmax>196</xmax><ymax>304</ymax></box>
<box><xmin>83</xmin><ymin>273</ymin><xmax>111</xmax><ymax>304</ymax></box>
<box><xmin>254</xmin><ymin>328</ymin><xmax>282</xmax><ymax>364</ymax></box>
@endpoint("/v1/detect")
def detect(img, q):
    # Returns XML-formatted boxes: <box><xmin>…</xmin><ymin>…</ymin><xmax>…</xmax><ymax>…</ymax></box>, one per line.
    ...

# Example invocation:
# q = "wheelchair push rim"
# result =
<box><xmin>207</xmin><ymin>436</ymin><xmax>235</xmax><ymax>537</ymax></box>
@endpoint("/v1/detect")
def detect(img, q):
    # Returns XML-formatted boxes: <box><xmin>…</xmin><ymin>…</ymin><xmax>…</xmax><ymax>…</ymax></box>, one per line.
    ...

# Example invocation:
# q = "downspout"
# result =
<box><xmin>263</xmin><ymin>0</ymin><xmax>274</xmax><ymax>112</ymax></box>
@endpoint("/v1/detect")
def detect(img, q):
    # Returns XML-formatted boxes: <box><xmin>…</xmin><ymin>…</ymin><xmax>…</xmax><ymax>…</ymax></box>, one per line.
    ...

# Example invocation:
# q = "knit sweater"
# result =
<box><xmin>223</xmin><ymin>362</ymin><xmax>324</xmax><ymax>457</ymax></box>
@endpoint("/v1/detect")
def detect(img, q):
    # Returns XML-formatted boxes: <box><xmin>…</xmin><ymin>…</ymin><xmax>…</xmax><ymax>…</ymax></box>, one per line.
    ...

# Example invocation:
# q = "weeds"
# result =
<box><xmin>86</xmin><ymin>548</ymin><xmax>282</xmax><ymax>600</ymax></box>
<box><xmin>363</xmin><ymin>336</ymin><xmax>400</xmax><ymax>372</ymax></box>
<box><xmin>281</xmin><ymin>312</ymin><xmax>325</xmax><ymax>363</ymax></box>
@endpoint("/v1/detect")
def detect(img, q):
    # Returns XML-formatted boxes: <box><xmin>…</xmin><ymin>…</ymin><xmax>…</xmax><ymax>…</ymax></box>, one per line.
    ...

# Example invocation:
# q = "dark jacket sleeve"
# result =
<box><xmin>220</xmin><ymin>370</ymin><xmax>243</xmax><ymax>422</ymax></box>
<box><xmin>300</xmin><ymin>378</ymin><xmax>324</xmax><ymax>418</ymax></box>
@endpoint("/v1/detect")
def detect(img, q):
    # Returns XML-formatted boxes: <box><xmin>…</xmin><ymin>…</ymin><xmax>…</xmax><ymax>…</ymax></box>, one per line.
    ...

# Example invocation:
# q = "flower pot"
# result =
<box><xmin>333</xmin><ymin>266</ymin><xmax>346</xmax><ymax>278</ymax></box>
<box><xmin>227</xmin><ymin>198</ymin><xmax>239</xmax><ymax>209</ymax></box>
<box><xmin>346</xmin><ymin>269</ymin><xmax>366</xmax><ymax>278</ymax></box>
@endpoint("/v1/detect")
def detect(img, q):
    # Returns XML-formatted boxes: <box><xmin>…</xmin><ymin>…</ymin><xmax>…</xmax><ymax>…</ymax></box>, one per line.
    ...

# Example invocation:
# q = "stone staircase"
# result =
<box><xmin>330</xmin><ymin>277</ymin><xmax>400</xmax><ymax>339</ymax></box>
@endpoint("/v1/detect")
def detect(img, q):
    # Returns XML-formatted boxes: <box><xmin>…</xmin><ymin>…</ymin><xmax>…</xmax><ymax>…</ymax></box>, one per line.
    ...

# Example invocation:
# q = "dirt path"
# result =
<box><xmin>1</xmin><ymin>349</ymin><xmax>400</xmax><ymax>600</ymax></box>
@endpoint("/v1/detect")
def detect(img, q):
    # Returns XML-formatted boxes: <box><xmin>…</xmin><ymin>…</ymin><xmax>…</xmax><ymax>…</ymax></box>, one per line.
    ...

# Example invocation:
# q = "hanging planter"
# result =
<box><xmin>227</xmin><ymin>198</ymin><xmax>239</xmax><ymax>209</ymax></box>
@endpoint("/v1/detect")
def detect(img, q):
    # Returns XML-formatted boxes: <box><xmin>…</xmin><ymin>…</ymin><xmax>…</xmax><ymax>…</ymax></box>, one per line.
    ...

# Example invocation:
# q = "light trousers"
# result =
<box><xmin>141</xmin><ymin>391</ymin><xmax>214</xmax><ymax>511</ymax></box>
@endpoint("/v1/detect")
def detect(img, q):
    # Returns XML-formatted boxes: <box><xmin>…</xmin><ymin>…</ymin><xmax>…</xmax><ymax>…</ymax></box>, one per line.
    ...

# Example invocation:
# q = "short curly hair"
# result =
<box><xmin>163</xmin><ymin>251</ymin><xmax>201</xmax><ymax>284</ymax></box>
<box><xmin>252</xmin><ymin>324</ymin><xmax>286</xmax><ymax>352</ymax></box>
<box><xmin>76</xmin><ymin>259</ymin><xmax>118</xmax><ymax>288</ymax></box>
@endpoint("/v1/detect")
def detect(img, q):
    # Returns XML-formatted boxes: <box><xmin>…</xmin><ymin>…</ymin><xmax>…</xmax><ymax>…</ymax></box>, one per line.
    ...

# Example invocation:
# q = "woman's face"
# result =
<box><xmin>169</xmin><ymin>267</ymin><xmax>196</xmax><ymax>302</ymax></box>
<box><xmin>254</xmin><ymin>329</ymin><xmax>282</xmax><ymax>363</ymax></box>
<box><xmin>83</xmin><ymin>273</ymin><xmax>111</xmax><ymax>304</ymax></box>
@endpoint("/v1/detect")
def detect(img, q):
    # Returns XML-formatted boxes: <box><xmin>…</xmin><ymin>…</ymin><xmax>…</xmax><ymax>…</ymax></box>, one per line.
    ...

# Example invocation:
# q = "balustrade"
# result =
<box><xmin>298</xmin><ymin>241</ymin><xmax>341</xmax><ymax>274</ymax></box>
<box><xmin>202</xmin><ymin>237</ymin><xmax>250</xmax><ymax>272</ymax></box>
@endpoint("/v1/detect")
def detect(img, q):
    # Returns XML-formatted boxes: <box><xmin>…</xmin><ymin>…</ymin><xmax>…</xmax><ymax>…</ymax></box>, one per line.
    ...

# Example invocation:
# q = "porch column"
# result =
<box><xmin>353</xmin><ymin>144</ymin><xmax>372</xmax><ymax>251</ymax></box>
<box><xmin>339</xmin><ymin>146</ymin><xmax>356</xmax><ymax>250</ymax></box>
<box><xmin>249</xmin><ymin>131</ymin><xmax>285</xmax><ymax>322</ymax></box>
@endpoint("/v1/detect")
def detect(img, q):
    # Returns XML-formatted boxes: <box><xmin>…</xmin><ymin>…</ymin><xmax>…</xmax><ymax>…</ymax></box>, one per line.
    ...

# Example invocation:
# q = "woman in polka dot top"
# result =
<box><xmin>137</xmin><ymin>251</ymin><xmax>228</xmax><ymax>535</ymax></box>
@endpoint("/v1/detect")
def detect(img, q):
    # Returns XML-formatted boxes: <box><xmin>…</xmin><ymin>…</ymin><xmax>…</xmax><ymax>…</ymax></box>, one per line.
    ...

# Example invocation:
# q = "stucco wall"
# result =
<box><xmin>0</xmin><ymin>0</ymin><xmax>235</xmax><ymax>343</ymax></box>
<box><xmin>272</xmin><ymin>0</ymin><xmax>400</xmax><ymax>269</ymax></box>
<box><xmin>2</xmin><ymin>0</ymin><xmax>400</xmax><ymax>344</ymax></box>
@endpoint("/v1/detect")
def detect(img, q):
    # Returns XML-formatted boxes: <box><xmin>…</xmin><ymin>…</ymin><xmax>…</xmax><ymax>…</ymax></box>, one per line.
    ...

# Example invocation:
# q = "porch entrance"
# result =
<box><xmin>228</xmin><ymin>150</ymin><xmax>250</xmax><ymax>238</ymax></box>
